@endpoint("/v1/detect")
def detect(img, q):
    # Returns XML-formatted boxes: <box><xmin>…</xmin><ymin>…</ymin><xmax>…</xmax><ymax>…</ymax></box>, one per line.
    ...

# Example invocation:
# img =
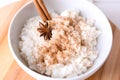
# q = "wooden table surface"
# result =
<box><xmin>0</xmin><ymin>0</ymin><xmax>120</xmax><ymax>80</ymax></box>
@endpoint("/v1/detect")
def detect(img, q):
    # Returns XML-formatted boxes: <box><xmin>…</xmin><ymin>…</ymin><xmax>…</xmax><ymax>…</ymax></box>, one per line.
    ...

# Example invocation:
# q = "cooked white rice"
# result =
<box><xmin>19</xmin><ymin>10</ymin><xmax>100</xmax><ymax>78</ymax></box>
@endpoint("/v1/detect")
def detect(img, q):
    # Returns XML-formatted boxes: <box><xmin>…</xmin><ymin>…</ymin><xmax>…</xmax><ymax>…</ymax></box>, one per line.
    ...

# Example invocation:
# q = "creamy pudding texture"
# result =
<box><xmin>19</xmin><ymin>10</ymin><xmax>100</xmax><ymax>78</ymax></box>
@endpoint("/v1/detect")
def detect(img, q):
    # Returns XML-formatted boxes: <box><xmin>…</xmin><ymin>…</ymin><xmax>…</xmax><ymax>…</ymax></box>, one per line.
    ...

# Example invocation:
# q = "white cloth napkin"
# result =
<box><xmin>0</xmin><ymin>0</ymin><xmax>20</xmax><ymax>8</ymax></box>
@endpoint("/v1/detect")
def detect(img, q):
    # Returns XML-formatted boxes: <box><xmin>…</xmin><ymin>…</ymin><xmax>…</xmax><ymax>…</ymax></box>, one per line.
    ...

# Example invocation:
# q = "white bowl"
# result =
<box><xmin>8</xmin><ymin>0</ymin><xmax>113</xmax><ymax>80</ymax></box>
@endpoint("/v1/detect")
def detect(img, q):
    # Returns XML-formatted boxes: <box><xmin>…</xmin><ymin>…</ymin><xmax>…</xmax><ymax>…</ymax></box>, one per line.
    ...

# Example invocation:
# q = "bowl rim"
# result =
<box><xmin>8</xmin><ymin>0</ymin><xmax>113</xmax><ymax>80</ymax></box>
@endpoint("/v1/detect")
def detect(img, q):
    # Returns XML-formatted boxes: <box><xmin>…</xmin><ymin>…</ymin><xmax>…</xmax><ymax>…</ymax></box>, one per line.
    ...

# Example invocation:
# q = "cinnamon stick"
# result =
<box><xmin>33</xmin><ymin>0</ymin><xmax>47</xmax><ymax>22</ymax></box>
<box><xmin>33</xmin><ymin>0</ymin><xmax>51</xmax><ymax>22</ymax></box>
<box><xmin>38</xmin><ymin>0</ymin><xmax>51</xmax><ymax>20</ymax></box>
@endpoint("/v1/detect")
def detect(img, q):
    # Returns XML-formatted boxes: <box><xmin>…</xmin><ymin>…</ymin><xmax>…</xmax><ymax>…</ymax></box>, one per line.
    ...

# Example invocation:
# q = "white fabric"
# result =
<box><xmin>0</xmin><ymin>0</ymin><xmax>20</xmax><ymax>8</ymax></box>
<box><xmin>94</xmin><ymin>0</ymin><xmax>120</xmax><ymax>29</ymax></box>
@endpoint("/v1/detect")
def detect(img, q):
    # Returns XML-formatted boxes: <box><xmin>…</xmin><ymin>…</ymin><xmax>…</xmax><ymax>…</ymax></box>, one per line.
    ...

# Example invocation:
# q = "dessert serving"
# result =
<box><xmin>8</xmin><ymin>0</ymin><xmax>112</xmax><ymax>80</ymax></box>
<box><xmin>19</xmin><ymin>9</ymin><xmax>100</xmax><ymax>78</ymax></box>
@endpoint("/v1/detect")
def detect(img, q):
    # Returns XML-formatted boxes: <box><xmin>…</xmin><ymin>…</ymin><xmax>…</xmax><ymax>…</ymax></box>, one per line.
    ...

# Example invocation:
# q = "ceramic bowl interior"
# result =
<box><xmin>8</xmin><ymin>0</ymin><xmax>113</xmax><ymax>80</ymax></box>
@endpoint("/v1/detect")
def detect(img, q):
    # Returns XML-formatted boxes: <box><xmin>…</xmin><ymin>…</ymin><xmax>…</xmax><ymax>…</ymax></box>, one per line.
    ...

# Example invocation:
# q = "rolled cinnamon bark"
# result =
<box><xmin>33</xmin><ymin>0</ymin><xmax>48</xmax><ymax>22</ymax></box>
